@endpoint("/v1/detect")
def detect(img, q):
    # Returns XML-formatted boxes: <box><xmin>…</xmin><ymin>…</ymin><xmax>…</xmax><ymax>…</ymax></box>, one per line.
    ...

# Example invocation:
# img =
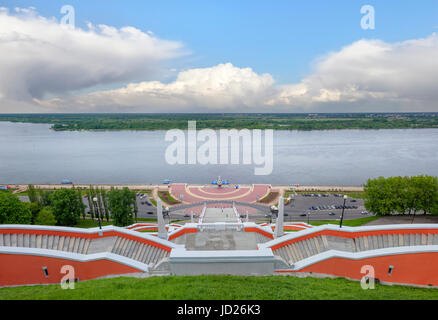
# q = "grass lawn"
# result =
<box><xmin>74</xmin><ymin>219</ymin><xmax>113</xmax><ymax>228</ymax></box>
<box><xmin>258</xmin><ymin>192</ymin><xmax>279</xmax><ymax>204</ymax></box>
<box><xmin>75</xmin><ymin>217</ymin><xmax>163</xmax><ymax>227</ymax></box>
<box><xmin>137</xmin><ymin>217</ymin><xmax>158</xmax><ymax>222</ymax></box>
<box><xmin>158</xmin><ymin>190</ymin><xmax>181</xmax><ymax>205</ymax></box>
<box><xmin>0</xmin><ymin>275</ymin><xmax>437</xmax><ymax>300</ymax></box>
<box><xmin>308</xmin><ymin>216</ymin><xmax>380</xmax><ymax>227</ymax></box>
<box><xmin>289</xmin><ymin>190</ymin><xmax>366</xmax><ymax>199</ymax></box>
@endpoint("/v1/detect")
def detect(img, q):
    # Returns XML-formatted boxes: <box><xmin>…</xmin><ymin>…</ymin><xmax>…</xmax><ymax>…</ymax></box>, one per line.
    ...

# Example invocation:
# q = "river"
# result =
<box><xmin>0</xmin><ymin>121</ymin><xmax>437</xmax><ymax>185</ymax></box>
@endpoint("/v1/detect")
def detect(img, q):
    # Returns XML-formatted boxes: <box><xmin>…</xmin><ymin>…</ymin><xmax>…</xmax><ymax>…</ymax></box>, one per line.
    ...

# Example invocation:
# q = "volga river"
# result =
<box><xmin>0</xmin><ymin>121</ymin><xmax>437</xmax><ymax>185</ymax></box>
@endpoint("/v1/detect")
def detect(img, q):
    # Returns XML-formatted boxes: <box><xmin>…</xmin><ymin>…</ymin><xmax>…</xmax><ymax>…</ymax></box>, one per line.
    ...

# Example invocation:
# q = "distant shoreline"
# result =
<box><xmin>4</xmin><ymin>184</ymin><xmax>364</xmax><ymax>192</ymax></box>
<box><xmin>1</xmin><ymin>113</ymin><xmax>437</xmax><ymax>131</ymax></box>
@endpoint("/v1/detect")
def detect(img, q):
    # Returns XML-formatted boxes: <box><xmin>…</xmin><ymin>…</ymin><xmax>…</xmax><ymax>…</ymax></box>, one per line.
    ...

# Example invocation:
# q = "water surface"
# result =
<box><xmin>0</xmin><ymin>122</ymin><xmax>437</xmax><ymax>185</ymax></box>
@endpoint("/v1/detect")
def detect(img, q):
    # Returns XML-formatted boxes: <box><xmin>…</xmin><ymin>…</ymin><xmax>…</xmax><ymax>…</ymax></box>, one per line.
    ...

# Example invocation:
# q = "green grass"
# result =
<box><xmin>136</xmin><ymin>217</ymin><xmax>158</xmax><ymax>222</ymax></box>
<box><xmin>0</xmin><ymin>275</ymin><xmax>437</xmax><ymax>300</ymax></box>
<box><xmin>309</xmin><ymin>216</ymin><xmax>380</xmax><ymax>227</ymax></box>
<box><xmin>158</xmin><ymin>190</ymin><xmax>181</xmax><ymax>205</ymax></box>
<box><xmin>74</xmin><ymin>219</ymin><xmax>113</xmax><ymax>228</ymax></box>
<box><xmin>75</xmin><ymin>217</ymin><xmax>162</xmax><ymax>227</ymax></box>
<box><xmin>132</xmin><ymin>189</ymin><xmax>153</xmax><ymax>195</ymax></box>
<box><xmin>258</xmin><ymin>192</ymin><xmax>279</xmax><ymax>204</ymax></box>
<box><xmin>290</xmin><ymin>190</ymin><xmax>366</xmax><ymax>199</ymax></box>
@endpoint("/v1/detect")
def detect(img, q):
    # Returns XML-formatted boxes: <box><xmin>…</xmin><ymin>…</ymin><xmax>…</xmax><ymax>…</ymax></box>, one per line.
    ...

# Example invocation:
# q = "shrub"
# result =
<box><xmin>35</xmin><ymin>207</ymin><xmax>56</xmax><ymax>226</ymax></box>
<box><xmin>0</xmin><ymin>192</ymin><xmax>32</xmax><ymax>224</ymax></box>
<box><xmin>51</xmin><ymin>188</ymin><xmax>85</xmax><ymax>226</ymax></box>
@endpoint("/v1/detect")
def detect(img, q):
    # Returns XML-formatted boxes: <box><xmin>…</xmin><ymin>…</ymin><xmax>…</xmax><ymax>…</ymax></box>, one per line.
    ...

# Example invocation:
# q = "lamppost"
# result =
<box><xmin>307</xmin><ymin>211</ymin><xmax>310</xmax><ymax>224</ymax></box>
<box><xmin>93</xmin><ymin>197</ymin><xmax>102</xmax><ymax>230</ymax></box>
<box><xmin>339</xmin><ymin>195</ymin><xmax>348</xmax><ymax>228</ymax></box>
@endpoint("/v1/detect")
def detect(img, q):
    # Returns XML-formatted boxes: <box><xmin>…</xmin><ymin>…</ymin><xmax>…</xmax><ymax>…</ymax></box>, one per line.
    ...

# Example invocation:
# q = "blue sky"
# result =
<box><xmin>1</xmin><ymin>1</ymin><xmax>438</xmax><ymax>113</ymax></box>
<box><xmin>3</xmin><ymin>0</ymin><xmax>438</xmax><ymax>84</ymax></box>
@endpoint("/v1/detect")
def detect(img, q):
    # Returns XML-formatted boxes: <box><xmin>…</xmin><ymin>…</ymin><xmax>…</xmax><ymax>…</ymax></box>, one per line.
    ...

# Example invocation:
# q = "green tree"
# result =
<box><xmin>364</xmin><ymin>175</ymin><xmax>438</xmax><ymax>217</ymax></box>
<box><xmin>35</xmin><ymin>207</ymin><xmax>56</xmax><ymax>226</ymax></box>
<box><xmin>0</xmin><ymin>192</ymin><xmax>32</xmax><ymax>224</ymax></box>
<box><xmin>76</xmin><ymin>187</ymin><xmax>85</xmax><ymax>219</ymax></box>
<box><xmin>87</xmin><ymin>185</ymin><xmax>95</xmax><ymax>219</ymax></box>
<box><xmin>51</xmin><ymin>188</ymin><xmax>85</xmax><ymax>226</ymax></box>
<box><xmin>107</xmin><ymin>187</ymin><xmax>136</xmax><ymax>227</ymax></box>
<box><xmin>28</xmin><ymin>201</ymin><xmax>41</xmax><ymax>224</ymax></box>
<box><xmin>364</xmin><ymin>176</ymin><xmax>399</xmax><ymax>215</ymax></box>
<box><xmin>27</xmin><ymin>184</ymin><xmax>38</xmax><ymax>203</ymax></box>
<box><xmin>38</xmin><ymin>189</ymin><xmax>53</xmax><ymax>207</ymax></box>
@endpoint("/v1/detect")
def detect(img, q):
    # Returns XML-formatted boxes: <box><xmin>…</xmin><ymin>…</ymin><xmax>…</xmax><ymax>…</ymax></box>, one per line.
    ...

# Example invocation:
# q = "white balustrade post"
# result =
<box><xmin>157</xmin><ymin>198</ymin><xmax>167</xmax><ymax>239</ymax></box>
<box><xmin>275</xmin><ymin>196</ymin><xmax>284</xmax><ymax>238</ymax></box>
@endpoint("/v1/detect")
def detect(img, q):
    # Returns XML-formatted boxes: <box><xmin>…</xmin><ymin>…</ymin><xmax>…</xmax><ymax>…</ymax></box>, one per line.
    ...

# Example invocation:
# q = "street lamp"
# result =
<box><xmin>93</xmin><ymin>197</ymin><xmax>102</xmax><ymax>230</ymax></box>
<box><xmin>307</xmin><ymin>212</ymin><xmax>310</xmax><ymax>224</ymax></box>
<box><xmin>339</xmin><ymin>195</ymin><xmax>348</xmax><ymax>228</ymax></box>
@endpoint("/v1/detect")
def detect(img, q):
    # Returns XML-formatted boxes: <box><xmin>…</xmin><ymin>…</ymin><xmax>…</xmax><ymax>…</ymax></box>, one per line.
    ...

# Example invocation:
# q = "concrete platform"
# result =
<box><xmin>172</xmin><ymin>230</ymin><xmax>259</xmax><ymax>250</ymax></box>
<box><xmin>202</xmin><ymin>208</ymin><xmax>239</xmax><ymax>223</ymax></box>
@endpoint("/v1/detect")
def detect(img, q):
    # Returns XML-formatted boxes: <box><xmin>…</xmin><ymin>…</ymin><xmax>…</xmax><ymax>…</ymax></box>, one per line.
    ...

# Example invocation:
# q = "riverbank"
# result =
<box><xmin>5</xmin><ymin>184</ymin><xmax>364</xmax><ymax>193</ymax></box>
<box><xmin>1</xmin><ymin>113</ymin><xmax>438</xmax><ymax>131</ymax></box>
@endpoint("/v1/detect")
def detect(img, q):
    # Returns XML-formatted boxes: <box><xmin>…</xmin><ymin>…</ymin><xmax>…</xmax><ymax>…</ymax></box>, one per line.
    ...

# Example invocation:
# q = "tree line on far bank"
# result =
<box><xmin>0</xmin><ymin>185</ymin><xmax>138</xmax><ymax>227</ymax></box>
<box><xmin>363</xmin><ymin>175</ymin><xmax>438</xmax><ymax>216</ymax></box>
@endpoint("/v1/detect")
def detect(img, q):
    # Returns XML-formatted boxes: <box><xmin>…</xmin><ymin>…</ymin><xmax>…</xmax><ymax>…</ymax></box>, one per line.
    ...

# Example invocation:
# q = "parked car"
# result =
<box><xmin>300</xmin><ymin>213</ymin><xmax>307</xmax><ymax>217</ymax></box>
<box><xmin>147</xmin><ymin>211</ymin><xmax>153</xmax><ymax>215</ymax></box>
<box><xmin>361</xmin><ymin>211</ymin><xmax>369</xmax><ymax>215</ymax></box>
<box><xmin>328</xmin><ymin>212</ymin><xmax>335</xmax><ymax>216</ymax></box>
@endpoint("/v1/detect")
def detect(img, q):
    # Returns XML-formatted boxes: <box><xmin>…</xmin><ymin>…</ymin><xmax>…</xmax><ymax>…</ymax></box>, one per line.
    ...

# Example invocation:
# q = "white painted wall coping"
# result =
<box><xmin>170</xmin><ymin>247</ymin><xmax>275</xmax><ymax>263</ymax></box>
<box><xmin>0</xmin><ymin>224</ymin><xmax>182</xmax><ymax>249</ymax></box>
<box><xmin>260</xmin><ymin>224</ymin><xmax>438</xmax><ymax>250</ymax></box>
<box><xmin>0</xmin><ymin>246</ymin><xmax>149</xmax><ymax>272</ymax></box>
<box><xmin>288</xmin><ymin>245</ymin><xmax>438</xmax><ymax>272</ymax></box>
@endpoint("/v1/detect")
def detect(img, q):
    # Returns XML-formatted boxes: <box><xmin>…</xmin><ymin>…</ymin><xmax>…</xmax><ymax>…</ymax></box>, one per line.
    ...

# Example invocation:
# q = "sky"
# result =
<box><xmin>0</xmin><ymin>0</ymin><xmax>438</xmax><ymax>113</ymax></box>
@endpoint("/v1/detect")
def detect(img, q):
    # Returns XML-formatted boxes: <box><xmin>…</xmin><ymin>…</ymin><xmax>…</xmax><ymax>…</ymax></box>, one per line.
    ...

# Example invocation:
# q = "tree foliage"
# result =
<box><xmin>35</xmin><ymin>207</ymin><xmax>57</xmax><ymax>226</ymax></box>
<box><xmin>364</xmin><ymin>175</ymin><xmax>438</xmax><ymax>216</ymax></box>
<box><xmin>27</xmin><ymin>184</ymin><xmax>38</xmax><ymax>203</ymax></box>
<box><xmin>38</xmin><ymin>189</ymin><xmax>53</xmax><ymax>207</ymax></box>
<box><xmin>107</xmin><ymin>187</ymin><xmax>136</xmax><ymax>227</ymax></box>
<box><xmin>0</xmin><ymin>192</ymin><xmax>32</xmax><ymax>224</ymax></box>
<box><xmin>51</xmin><ymin>188</ymin><xmax>85</xmax><ymax>226</ymax></box>
<box><xmin>28</xmin><ymin>201</ymin><xmax>41</xmax><ymax>224</ymax></box>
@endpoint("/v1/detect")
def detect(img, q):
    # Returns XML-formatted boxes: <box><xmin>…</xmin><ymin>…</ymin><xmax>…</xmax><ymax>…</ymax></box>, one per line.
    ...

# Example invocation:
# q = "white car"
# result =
<box><xmin>361</xmin><ymin>211</ymin><xmax>369</xmax><ymax>215</ymax></box>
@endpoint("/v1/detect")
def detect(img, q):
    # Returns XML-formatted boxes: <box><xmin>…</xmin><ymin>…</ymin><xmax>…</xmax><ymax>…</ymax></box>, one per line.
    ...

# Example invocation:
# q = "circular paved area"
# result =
<box><xmin>168</xmin><ymin>184</ymin><xmax>274</xmax><ymax>204</ymax></box>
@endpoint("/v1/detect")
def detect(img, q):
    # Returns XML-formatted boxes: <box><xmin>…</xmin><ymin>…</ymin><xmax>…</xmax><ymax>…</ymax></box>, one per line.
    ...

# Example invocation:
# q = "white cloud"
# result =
<box><xmin>2</xmin><ymin>7</ymin><xmax>438</xmax><ymax>113</ymax></box>
<box><xmin>275</xmin><ymin>35</ymin><xmax>438</xmax><ymax>111</ymax></box>
<box><xmin>37</xmin><ymin>63</ymin><xmax>276</xmax><ymax>112</ymax></box>
<box><xmin>0</xmin><ymin>7</ymin><xmax>185</xmax><ymax>112</ymax></box>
